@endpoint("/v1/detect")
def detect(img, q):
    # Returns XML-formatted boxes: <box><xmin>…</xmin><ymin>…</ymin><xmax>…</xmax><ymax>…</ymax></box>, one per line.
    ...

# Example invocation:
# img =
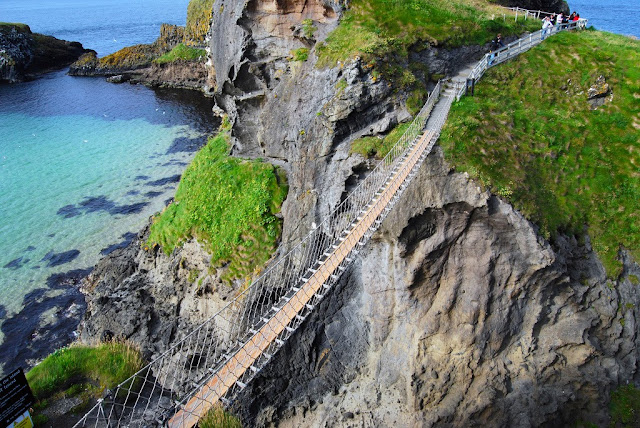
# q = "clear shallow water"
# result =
<box><xmin>0</xmin><ymin>0</ymin><xmax>216</xmax><ymax>375</ymax></box>
<box><xmin>0</xmin><ymin>71</ymin><xmax>216</xmax><ymax>375</ymax></box>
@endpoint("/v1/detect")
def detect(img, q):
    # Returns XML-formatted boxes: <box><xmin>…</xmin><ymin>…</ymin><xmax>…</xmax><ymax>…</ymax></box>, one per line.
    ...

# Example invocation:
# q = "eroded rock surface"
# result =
<box><xmin>233</xmin><ymin>147</ymin><xmax>640</xmax><ymax>427</ymax></box>
<box><xmin>79</xmin><ymin>0</ymin><xmax>640</xmax><ymax>426</ymax></box>
<box><xmin>0</xmin><ymin>23</ymin><xmax>91</xmax><ymax>83</ymax></box>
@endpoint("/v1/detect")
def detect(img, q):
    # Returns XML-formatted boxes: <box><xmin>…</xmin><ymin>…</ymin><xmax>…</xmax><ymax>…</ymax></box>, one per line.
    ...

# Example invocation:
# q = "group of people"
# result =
<box><xmin>489</xmin><ymin>9</ymin><xmax>582</xmax><ymax>60</ymax></box>
<box><xmin>541</xmin><ymin>11</ymin><xmax>581</xmax><ymax>38</ymax></box>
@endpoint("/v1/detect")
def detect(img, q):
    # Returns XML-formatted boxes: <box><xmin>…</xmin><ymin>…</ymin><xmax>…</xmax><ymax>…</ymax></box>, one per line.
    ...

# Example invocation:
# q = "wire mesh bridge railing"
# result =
<box><xmin>74</xmin><ymin>80</ymin><xmax>450</xmax><ymax>427</ymax></box>
<box><xmin>74</xmin><ymin>16</ymin><xmax>589</xmax><ymax>427</ymax></box>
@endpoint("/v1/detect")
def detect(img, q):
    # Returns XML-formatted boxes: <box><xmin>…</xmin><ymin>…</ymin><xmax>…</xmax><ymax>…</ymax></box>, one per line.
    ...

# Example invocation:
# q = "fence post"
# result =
<box><xmin>515</xmin><ymin>9</ymin><xmax>518</xmax><ymax>22</ymax></box>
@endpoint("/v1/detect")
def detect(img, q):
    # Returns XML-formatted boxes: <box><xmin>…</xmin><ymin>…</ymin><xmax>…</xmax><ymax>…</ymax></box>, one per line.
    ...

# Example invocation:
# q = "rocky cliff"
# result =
<box><xmin>79</xmin><ymin>0</ymin><xmax>640</xmax><ymax>426</ymax></box>
<box><xmin>233</xmin><ymin>147</ymin><xmax>640</xmax><ymax>427</ymax></box>
<box><xmin>68</xmin><ymin>24</ymin><xmax>215</xmax><ymax>92</ymax></box>
<box><xmin>0</xmin><ymin>23</ymin><xmax>91</xmax><ymax>83</ymax></box>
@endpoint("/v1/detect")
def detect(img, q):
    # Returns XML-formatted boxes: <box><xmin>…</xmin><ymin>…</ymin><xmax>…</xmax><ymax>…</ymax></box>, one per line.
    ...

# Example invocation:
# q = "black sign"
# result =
<box><xmin>0</xmin><ymin>368</ymin><xmax>35</xmax><ymax>427</ymax></box>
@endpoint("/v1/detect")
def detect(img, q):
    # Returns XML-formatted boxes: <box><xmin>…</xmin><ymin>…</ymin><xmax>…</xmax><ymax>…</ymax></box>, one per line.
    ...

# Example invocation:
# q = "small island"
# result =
<box><xmin>0</xmin><ymin>22</ymin><xmax>92</xmax><ymax>83</ymax></box>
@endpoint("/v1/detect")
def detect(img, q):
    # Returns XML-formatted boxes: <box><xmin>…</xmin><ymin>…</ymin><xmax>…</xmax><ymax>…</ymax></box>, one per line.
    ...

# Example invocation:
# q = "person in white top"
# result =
<box><xmin>542</xmin><ymin>16</ymin><xmax>552</xmax><ymax>39</ymax></box>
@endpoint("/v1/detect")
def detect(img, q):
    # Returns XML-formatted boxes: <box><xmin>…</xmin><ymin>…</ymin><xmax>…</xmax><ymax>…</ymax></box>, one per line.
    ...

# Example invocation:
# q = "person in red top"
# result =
<box><xmin>573</xmin><ymin>12</ymin><xmax>580</xmax><ymax>21</ymax></box>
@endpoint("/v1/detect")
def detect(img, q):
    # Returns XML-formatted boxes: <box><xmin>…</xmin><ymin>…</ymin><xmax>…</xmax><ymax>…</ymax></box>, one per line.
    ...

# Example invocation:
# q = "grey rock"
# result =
<box><xmin>79</xmin><ymin>1</ymin><xmax>639</xmax><ymax>427</ymax></box>
<box><xmin>0</xmin><ymin>23</ymin><xmax>91</xmax><ymax>83</ymax></box>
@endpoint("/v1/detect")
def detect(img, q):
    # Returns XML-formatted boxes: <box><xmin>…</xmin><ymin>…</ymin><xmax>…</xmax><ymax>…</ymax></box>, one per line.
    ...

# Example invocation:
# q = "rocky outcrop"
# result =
<box><xmin>232</xmin><ymin>146</ymin><xmax>640</xmax><ymax>427</ymax></box>
<box><xmin>0</xmin><ymin>23</ymin><xmax>91</xmax><ymax>83</ymax></box>
<box><xmin>68</xmin><ymin>24</ymin><xmax>215</xmax><ymax>92</ymax></box>
<box><xmin>79</xmin><ymin>0</ymin><xmax>639</xmax><ymax>426</ymax></box>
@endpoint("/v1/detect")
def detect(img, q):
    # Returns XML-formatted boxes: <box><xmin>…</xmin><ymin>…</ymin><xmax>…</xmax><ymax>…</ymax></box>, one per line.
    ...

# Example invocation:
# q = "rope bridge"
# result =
<box><xmin>73</xmin><ymin>16</ymin><xmax>586</xmax><ymax>428</ymax></box>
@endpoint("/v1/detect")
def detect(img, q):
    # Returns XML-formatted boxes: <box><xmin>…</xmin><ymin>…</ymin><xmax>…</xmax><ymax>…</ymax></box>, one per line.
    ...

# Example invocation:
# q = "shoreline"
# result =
<box><xmin>0</xmin><ymin>69</ymin><xmax>217</xmax><ymax>376</ymax></box>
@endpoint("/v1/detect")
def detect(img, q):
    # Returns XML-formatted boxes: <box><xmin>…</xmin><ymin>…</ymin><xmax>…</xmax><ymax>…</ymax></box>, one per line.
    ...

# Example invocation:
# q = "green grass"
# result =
<box><xmin>407</xmin><ymin>88</ymin><xmax>428</xmax><ymax>115</ymax></box>
<box><xmin>290</xmin><ymin>48</ymin><xmax>310</xmax><ymax>62</ymax></box>
<box><xmin>439</xmin><ymin>30</ymin><xmax>640</xmax><ymax>277</ymax></box>
<box><xmin>148</xmin><ymin>120</ymin><xmax>288</xmax><ymax>283</ymax></box>
<box><xmin>198</xmin><ymin>406</ymin><xmax>243</xmax><ymax>428</ymax></box>
<box><xmin>351</xmin><ymin>122</ymin><xmax>411</xmax><ymax>159</ymax></box>
<box><xmin>155</xmin><ymin>43</ymin><xmax>207</xmax><ymax>64</ymax></box>
<box><xmin>26</xmin><ymin>342</ymin><xmax>143</xmax><ymax>402</ymax></box>
<box><xmin>316</xmin><ymin>0</ymin><xmax>540</xmax><ymax>68</ymax></box>
<box><xmin>0</xmin><ymin>22</ymin><xmax>31</xmax><ymax>33</ymax></box>
<box><xmin>185</xmin><ymin>0</ymin><xmax>214</xmax><ymax>45</ymax></box>
<box><xmin>610</xmin><ymin>384</ymin><xmax>640</xmax><ymax>427</ymax></box>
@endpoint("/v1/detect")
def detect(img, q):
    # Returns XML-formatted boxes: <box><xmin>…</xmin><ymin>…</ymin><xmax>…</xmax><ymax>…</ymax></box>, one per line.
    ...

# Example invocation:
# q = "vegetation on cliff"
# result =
<box><xmin>609</xmin><ymin>384</ymin><xmax>640</xmax><ymax>427</ymax></box>
<box><xmin>155</xmin><ymin>43</ymin><xmax>207</xmax><ymax>64</ymax></box>
<box><xmin>439</xmin><ymin>30</ymin><xmax>640</xmax><ymax>276</ymax></box>
<box><xmin>148</xmin><ymin>119</ymin><xmax>288</xmax><ymax>282</ymax></box>
<box><xmin>350</xmin><ymin>122</ymin><xmax>411</xmax><ymax>159</ymax></box>
<box><xmin>316</xmin><ymin>0</ymin><xmax>539</xmax><ymax>67</ymax></box>
<box><xmin>200</xmin><ymin>406</ymin><xmax>243</xmax><ymax>428</ymax></box>
<box><xmin>185</xmin><ymin>0</ymin><xmax>214</xmax><ymax>45</ymax></box>
<box><xmin>26</xmin><ymin>341</ymin><xmax>142</xmax><ymax>424</ymax></box>
<box><xmin>0</xmin><ymin>22</ymin><xmax>30</xmax><ymax>33</ymax></box>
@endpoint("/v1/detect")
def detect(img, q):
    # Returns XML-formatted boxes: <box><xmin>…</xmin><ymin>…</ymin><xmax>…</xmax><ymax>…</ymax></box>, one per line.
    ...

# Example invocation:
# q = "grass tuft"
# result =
<box><xmin>26</xmin><ymin>341</ymin><xmax>143</xmax><ymax>402</ymax></box>
<box><xmin>155</xmin><ymin>43</ymin><xmax>207</xmax><ymax>64</ymax></box>
<box><xmin>148</xmin><ymin>119</ymin><xmax>288</xmax><ymax>283</ymax></box>
<box><xmin>291</xmin><ymin>48</ymin><xmax>310</xmax><ymax>62</ymax></box>
<box><xmin>199</xmin><ymin>406</ymin><xmax>243</xmax><ymax>428</ymax></box>
<box><xmin>439</xmin><ymin>31</ymin><xmax>640</xmax><ymax>277</ymax></box>
<box><xmin>350</xmin><ymin>122</ymin><xmax>411</xmax><ymax>159</ymax></box>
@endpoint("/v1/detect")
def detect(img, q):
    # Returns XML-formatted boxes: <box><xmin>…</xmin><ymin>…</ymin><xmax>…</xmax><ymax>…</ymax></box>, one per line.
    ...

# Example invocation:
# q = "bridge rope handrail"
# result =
<box><xmin>74</xmin><ymin>16</ymin><xmax>588</xmax><ymax>428</ymax></box>
<box><xmin>74</xmin><ymin>81</ymin><xmax>445</xmax><ymax>428</ymax></box>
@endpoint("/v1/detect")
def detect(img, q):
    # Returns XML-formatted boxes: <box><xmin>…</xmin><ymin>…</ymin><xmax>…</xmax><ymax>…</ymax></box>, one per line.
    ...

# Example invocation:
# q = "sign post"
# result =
<box><xmin>0</xmin><ymin>369</ymin><xmax>35</xmax><ymax>428</ymax></box>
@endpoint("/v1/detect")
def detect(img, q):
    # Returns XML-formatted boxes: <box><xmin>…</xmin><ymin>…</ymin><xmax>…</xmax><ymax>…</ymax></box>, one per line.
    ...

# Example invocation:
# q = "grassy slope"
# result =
<box><xmin>322</xmin><ymin>0</ymin><xmax>540</xmax><ymax>160</ymax></box>
<box><xmin>317</xmin><ymin>0</ymin><xmax>540</xmax><ymax>67</ymax></box>
<box><xmin>155</xmin><ymin>43</ymin><xmax>206</xmax><ymax>64</ymax></box>
<box><xmin>26</xmin><ymin>342</ymin><xmax>143</xmax><ymax>422</ymax></box>
<box><xmin>148</xmin><ymin>120</ymin><xmax>288</xmax><ymax>282</ymax></box>
<box><xmin>439</xmin><ymin>30</ymin><xmax>640</xmax><ymax>276</ymax></box>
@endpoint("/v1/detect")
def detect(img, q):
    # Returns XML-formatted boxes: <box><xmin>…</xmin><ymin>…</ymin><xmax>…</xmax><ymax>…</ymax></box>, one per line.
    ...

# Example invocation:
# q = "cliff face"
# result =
<box><xmin>234</xmin><ymin>147</ymin><xmax>640</xmax><ymax>427</ymax></box>
<box><xmin>68</xmin><ymin>24</ymin><xmax>215</xmax><ymax>92</ymax></box>
<box><xmin>79</xmin><ymin>0</ymin><xmax>640</xmax><ymax>426</ymax></box>
<box><xmin>0</xmin><ymin>23</ymin><xmax>90</xmax><ymax>83</ymax></box>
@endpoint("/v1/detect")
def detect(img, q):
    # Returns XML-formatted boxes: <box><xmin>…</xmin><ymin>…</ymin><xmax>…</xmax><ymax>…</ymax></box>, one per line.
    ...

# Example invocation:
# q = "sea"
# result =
<box><xmin>0</xmin><ymin>0</ymin><xmax>638</xmax><ymax>378</ymax></box>
<box><xmin>567</xmin><ymin>0</ymin><xmax>640</xmax><ymax>38</ymax></box>
<box><xmin>0</xmin><ymin>0</ymin><xmax>218</xmax><ymax>376</ymax></box>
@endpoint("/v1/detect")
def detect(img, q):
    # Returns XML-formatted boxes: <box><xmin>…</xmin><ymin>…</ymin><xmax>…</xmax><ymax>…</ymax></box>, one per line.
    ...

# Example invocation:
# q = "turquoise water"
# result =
<box><xmin>0</xmin><ymin>70</ymin><xmax>216</xmax><ymax>374</ymax></box>
<box><xmin>0</xmin><ymin>0</ymin><xmax>216</xmax><ymax>374</ymax></box>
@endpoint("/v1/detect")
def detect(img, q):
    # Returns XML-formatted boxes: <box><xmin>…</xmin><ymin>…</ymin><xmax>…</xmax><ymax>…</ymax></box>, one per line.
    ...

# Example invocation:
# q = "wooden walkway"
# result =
<box><xmin>168</xmin><ymin>128</ymin><xmax>438</xmax><ymax>428</ymax></box>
